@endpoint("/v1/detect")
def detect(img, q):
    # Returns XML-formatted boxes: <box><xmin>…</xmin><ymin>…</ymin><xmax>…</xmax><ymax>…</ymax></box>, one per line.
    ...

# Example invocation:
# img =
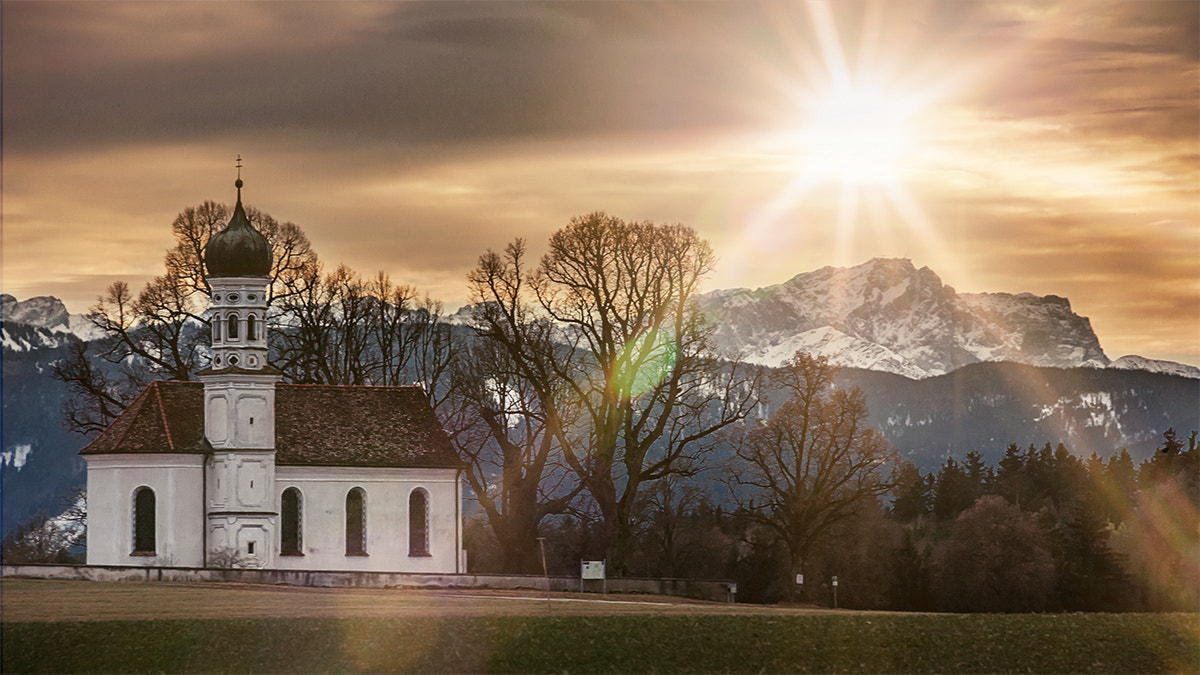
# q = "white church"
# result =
<box><xmin>82</xmin><ymin>177</ymin><xmax>465</xmax><ymax>573</ymax></box>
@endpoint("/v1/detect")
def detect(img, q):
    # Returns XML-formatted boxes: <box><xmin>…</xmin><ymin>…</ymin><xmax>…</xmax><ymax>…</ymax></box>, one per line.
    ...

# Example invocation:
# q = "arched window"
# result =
<box><xmin>228</xmin><ymin>314</ymin><xmax>239</xmax><ymax>340</ymax></box>
<box><xmin>133</xmin><ymin>487</ymin><xmax>156</xmax><ymax>554</ymax></box>
<box><xmin>212</xmin><ymin>317</ymin><xmax>221</xmax><ymax>343</ymax></box>
<box><xmin>346</xmin><ymin>487</ymin><xmax>366</xmax><ymax>555</ymax></box>
<box><xmin>247</xmin><ymin>314</ymin><xmax>257</xmax><ymax>341</ymax></box>
<box><xmin>281</xmin><ymin>487</ymin><xmax>302</xmax><ymax>555</ymax></box>
<box><xmin>409</xmin><ymin>489</ymin><xmax>430</xmax><ymax>556</ymax></box>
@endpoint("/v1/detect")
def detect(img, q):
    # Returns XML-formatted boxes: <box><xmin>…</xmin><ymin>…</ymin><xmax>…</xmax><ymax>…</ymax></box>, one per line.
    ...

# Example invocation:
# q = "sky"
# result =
<box><xmin>3</xmin><ymin>1</ymin><xmax>1198</xmax><ymax>366</ymax></box>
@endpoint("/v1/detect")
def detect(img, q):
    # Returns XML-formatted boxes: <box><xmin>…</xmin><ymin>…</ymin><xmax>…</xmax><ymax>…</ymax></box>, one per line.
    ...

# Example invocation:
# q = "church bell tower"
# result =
<box><xmin>199</xmin><ymin>165</ymin><xmax>279</xmax><ymax>568</ymax></box>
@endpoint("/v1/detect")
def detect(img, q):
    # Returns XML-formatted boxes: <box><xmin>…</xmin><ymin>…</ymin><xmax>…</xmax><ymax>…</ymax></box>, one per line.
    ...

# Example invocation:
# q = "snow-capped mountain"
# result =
<box><xmin>699</xmin><ymin>258</ymin><xmax>1113</xmax><ymax>379</ymax></box>
<box><xmin>2</xmin><ymin>294</ymin><xmax>70</xmax><ymax>330</ymax></box>
<box><xmin>2</xmin><ymin>294</ymin><xmax>105</xmax><ymax>348</ymax></box>
<box><xmin>1109</xmin><ymin>354</ymin><xmax>1200</xmax><ymax>379</ymax></box>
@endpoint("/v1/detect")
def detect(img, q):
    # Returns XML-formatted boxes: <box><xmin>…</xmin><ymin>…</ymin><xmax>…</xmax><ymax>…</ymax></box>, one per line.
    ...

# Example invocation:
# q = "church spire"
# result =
<box><xmin>201</xmin><ymin>161</ymin><xmax>275</xmax><ymax>374</ymax></box>
<box><xmin>204</xmin><ymin>157</ymin><xmax>271</xmax><ymax>279</ymax></box>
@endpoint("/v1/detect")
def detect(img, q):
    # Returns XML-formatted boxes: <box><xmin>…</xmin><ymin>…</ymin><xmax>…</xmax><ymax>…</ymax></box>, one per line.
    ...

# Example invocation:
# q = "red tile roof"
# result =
<box><xmin>80</xmin><ymin>380</ymin><xmax>462</xmax><ymax>469</ymax></box>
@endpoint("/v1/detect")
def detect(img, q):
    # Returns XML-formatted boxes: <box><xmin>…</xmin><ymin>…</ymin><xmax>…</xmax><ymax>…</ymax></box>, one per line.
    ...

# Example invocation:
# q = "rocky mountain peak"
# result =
<box><xmin>698</xmin><ymin>258</ymin><xmax>1110</xmax><ymax>378</ymax></box>
<box><xmin>2</xmin><ymin>294</ymin><xmax>70</xmax><ymax>331</ymax></box>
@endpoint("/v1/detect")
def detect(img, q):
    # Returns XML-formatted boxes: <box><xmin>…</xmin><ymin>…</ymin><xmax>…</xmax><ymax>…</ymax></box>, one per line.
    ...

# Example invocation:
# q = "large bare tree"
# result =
<box><xmin>448</xmin><ymin>240</ymin><xmax>585</xmax><ymax>573</ymax></box>
<box><xmin>729</xmin><ymin>352</ymin><xmax>898</xmax><ymax>588</ymax></box>
<box><xmin>465</xmin><ymin>214</ymin><xmax>758</xmax><ymax>571</ymax></box>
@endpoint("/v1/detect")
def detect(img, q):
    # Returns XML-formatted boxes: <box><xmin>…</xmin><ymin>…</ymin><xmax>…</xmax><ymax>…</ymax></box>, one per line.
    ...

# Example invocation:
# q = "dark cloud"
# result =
<box><xmin>3</xmin><ymin>1</ymin><xmax>781</xmax><ymax>156</ymax></box>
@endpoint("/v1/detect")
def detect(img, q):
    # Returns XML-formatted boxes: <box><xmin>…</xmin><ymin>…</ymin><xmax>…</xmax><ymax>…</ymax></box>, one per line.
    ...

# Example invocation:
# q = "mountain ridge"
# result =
<box><xmin>5</xmin><ymin>263</ymin><xmax>1198</xmax><ymax>379</ymax></box>
<box><xmin>2</xmin><ymin>282</ymin><xmax>1197</xmax><ymax>537</ymax></box>
<box><xmin>2</xmin><ymin>294</ymin><xmax>105</xmax><ymax>349</ymax></box>
<box><xmin>697</xmin><ymin>258</ymin><xmax>1198</xmax><ymax>379</ymax></box>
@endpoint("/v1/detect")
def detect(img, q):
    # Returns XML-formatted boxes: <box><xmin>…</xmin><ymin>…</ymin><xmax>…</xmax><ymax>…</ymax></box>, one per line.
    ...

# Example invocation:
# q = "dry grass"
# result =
<box><xmin>0</xmin><ymin>578</ymin><xmax>830</xmax><ymax>622</ymax></box>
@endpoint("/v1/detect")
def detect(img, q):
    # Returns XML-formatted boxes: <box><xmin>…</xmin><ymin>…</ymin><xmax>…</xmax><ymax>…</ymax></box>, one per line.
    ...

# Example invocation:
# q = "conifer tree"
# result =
<box><xmin>890</xmin><ymin>462</ymin><xmax>929</xmax><ymax>523</ymax></box>
<box><xmin>932</xmin><ymin>457</ymin><xmax>973</xmax><ymax>521</ymax></box>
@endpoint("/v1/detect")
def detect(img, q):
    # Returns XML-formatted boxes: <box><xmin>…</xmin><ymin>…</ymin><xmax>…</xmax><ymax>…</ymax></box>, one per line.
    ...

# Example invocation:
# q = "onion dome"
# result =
<box><xmin>204</xmin><ymin>178</ymin><xmax>272</xmax><ymax>278</ymax></box>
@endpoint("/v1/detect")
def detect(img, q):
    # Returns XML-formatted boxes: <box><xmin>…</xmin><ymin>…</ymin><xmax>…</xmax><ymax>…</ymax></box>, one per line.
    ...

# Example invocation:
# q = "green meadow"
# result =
<box><xmin>5</xmin><ymin>612</ymin><xmax>1197</xmax><ymax>673</ymax></box>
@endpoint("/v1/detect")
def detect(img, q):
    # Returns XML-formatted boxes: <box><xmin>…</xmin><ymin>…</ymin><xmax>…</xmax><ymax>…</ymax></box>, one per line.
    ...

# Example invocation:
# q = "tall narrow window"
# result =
<box><xmin>133</xmin><ymin>487</ymin><xmax>156</xmax><ymax>554</ymax></box>
<box><xmin>228</xmin><ymin>314</ymin><xmax>239</xmax><ymax>340</ymax></box>
<box><xmin>346</xmin><ymin>487</ymin><xmax>366</xmax><ymax>555</ymax></box>
<box><xmin>409</xmin><ymin>489</ymin><xmax>429</xmax><ymax>556</ymax></box>
<box><xmin>281</xmin><ymin>487</ymin><xmax>302</xmax><ymax>555</ymax></box>
<box><xmin>212</xmin><ymin>318</ymin><xmax>221</xmax><ymax>343</ymax></box>
<box><xmin>247</xmin><ymin>314</ymin><xmax>257</xmax><ymax>341</ymax></box>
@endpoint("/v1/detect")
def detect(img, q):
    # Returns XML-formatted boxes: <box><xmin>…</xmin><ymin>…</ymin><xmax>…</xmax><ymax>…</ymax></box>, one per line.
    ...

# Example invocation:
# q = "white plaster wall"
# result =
<box><xmin>201</xmin><ymin>376</ymin><xmax>277</xmax><ymax>451</ymax></box>
<box><xmin>273</xmin><ymin>466</ymin><xmax>462</xmax><ymax>573</ymax></box>
<box><xmin>208</xmin><ymin>515</ymin><xmax>275</xmax><ymax>568</ymax></box>
<box><xmin>206</xmin><ymin>450</ymin><xmax>277</xmax><ymax>567</ymax></box>
<box><xmin>84</xmin><ymin>454</ymin><xmax>205</xmax><ymax>567</ymax></box>
<box><xmin>208</xmin><ymin>451</ymin><xmax>275</xmax><ymax>511</ymax></box>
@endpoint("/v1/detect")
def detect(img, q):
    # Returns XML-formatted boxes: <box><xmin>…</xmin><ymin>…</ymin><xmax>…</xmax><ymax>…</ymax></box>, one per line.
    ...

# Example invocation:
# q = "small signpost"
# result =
<box><xmin>538</xmin><ymin>537</ymin><xmax>550</xmax><ymax>609</ymax></box>
<box><xmin>580</xmin><ymin>560</ymin><xmax>606</xmax><ymax>594</ymax></box>
<box><xmin>832</xmin><ymin>575</ymin><xmax>839</xmax><ymax>609</ymax></box>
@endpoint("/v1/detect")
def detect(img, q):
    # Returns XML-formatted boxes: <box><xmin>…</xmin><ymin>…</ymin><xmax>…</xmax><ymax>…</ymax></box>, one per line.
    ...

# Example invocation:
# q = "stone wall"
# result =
<box><xmin>2</xmin><ymin>563</ymin><xmax>738</xmax><ymax>603</ymax></box>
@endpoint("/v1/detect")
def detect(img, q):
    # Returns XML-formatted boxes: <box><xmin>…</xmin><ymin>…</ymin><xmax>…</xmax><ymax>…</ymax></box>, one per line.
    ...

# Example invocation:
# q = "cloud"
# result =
<box><xmin>5</xmin><ymin>1</ymin><xmax>780</xmax><ymax>158</ymax></box>
<box><xmin>3</xmin><ymin>1</ymin><xmax>1197</xmax><ymax>366</ymax></box>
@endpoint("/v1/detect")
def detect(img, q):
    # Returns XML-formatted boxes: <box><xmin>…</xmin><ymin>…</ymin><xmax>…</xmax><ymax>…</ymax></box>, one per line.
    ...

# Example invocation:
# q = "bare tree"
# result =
<box><xmin>54</xmin><ymin>201</ymin><xmax>318</xmax><ymax>436</ymax></box>
<box><xmin>634</xmin><ymin>474</ymin><xmax>708</xmax><ymax>578</ymax></box>
<box><xmin>272</xmin><ymin>265</ymin><xmax>458</xmax><ymax>394</ymax></box>
<box><xmin>54</xmin><ymin>337</ymin><xmax>147</xmax><ymax>437</ymax></box>
<box><xmin>57</xmin><ymin>487</ymin><xmax>88</xmax><ymax>552</ymax></box>
<box><xmin>729</xmin><ymin>352</ymin><xmax>897</xmax><ymax>590</ymax></box>
<box><xmin>469</xmin><ymin>215</ymin><xmax>758</xmax><ymax>571</ymax></box>
<box><xmin>448</xmin><ymin>240</ymin><xmax>585</xmax><ymax>573</ymax></box>
<box><xmin>164</xmin><ymin>201</ymin><xmax>318</xmax><ymax>306</ymax></box>
<box><xmin>1</xmin><ymin>497</ymin><xmax>83</xmax><ymax>565</ymax></box>
<box><xmin>274</xmin><ymin>263</ymin><xmax>371</xmax><ymax>385</ymax></box>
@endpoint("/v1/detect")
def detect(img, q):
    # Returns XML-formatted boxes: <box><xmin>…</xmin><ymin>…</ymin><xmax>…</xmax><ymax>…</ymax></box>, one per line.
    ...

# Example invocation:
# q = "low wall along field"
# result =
<box><xmin>3</xmin><ymin>577</ymin><xmax>1198</xmax><ymax>674</ymax></box>
<box><xmin>1</xmin><ymin>563</ymin><xmax>736</xmax><ymax>602</ymax></box>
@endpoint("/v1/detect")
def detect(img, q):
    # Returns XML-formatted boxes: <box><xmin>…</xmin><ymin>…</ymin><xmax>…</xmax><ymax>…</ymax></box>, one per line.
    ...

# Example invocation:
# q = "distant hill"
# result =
<box><xmin>2</xmin><ymin>322</ymin><xmax>87</xmax><ymax>538</ymax></box>
<box><xmin>834</xmin><ymin>363</ymin><xmax>1199</xmax><ymax>467</ymax></box>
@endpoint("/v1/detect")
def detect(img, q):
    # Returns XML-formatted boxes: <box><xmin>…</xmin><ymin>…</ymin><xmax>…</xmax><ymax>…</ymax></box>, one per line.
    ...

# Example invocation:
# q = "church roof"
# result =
<box><xmin>80</xmin><ymin>380</ymin><xmax>462</xmax><ymax>469</ymax></box>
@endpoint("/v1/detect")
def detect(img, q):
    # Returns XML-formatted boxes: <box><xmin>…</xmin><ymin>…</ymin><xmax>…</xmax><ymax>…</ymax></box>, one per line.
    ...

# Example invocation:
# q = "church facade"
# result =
<box><xmin>83</xmin><ymin>178</ymin><xmax>465</xmax><ymax>573</ymax></box>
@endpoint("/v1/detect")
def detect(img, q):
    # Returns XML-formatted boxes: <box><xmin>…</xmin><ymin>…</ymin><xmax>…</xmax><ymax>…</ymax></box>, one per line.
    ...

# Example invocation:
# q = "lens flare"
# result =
<box><xmin>612</xmin><ymin>327</ymin><xmax>678</xmax><ymax>399</ymax></box>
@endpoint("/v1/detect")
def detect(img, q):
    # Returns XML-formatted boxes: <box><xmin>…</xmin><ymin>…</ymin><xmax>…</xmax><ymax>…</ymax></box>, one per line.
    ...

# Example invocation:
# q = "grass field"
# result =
<box><xmin>3</xmin><ymin>579</ymin><xmax>1198</xmax><ymax>674</ymax></box>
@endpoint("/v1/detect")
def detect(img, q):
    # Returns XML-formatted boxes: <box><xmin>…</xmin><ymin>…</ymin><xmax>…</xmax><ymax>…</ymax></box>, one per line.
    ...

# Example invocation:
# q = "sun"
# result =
<box><xmin>799</xmin><ymin>85</ymin><xmax>919</xmax><ymax>184</ymax></box>
<box><xmin>727</xmin><ymin>0</ymin><xmax>952</xmax><ymax>281</ymax></box>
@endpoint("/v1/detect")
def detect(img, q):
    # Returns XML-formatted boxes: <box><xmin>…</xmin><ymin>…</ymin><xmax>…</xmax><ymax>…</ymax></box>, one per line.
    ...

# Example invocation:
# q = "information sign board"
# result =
<box><xmin>581</xmin><ymin>560</ymin><xmax>606</xmax><ymax>580</ymax></box>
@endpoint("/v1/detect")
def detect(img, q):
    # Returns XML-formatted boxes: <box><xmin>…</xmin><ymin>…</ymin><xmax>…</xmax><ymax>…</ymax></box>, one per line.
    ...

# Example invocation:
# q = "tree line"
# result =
<box><xmin>25</xmin><ymin>201</ymin><xmax>1198</xmax><ymax>611</ymax></box>
<box><xmin>462</xmin><ymin>428</ymin><xmax>1196</xmax><ymax>611</ymax></box>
